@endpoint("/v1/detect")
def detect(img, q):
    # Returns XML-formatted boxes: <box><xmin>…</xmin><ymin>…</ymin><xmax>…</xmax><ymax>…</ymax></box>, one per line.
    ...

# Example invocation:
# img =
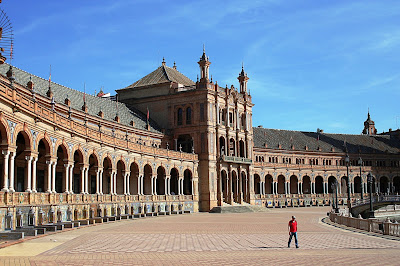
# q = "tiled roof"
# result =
<box><xmin>121</xmin><ymin>65</ymin><xmax>195</xmax><ymax>90</ymax></box>
<box><xmin>0</xmin><ymin>64</ymin><xmax>162</xmax><ymax>133</ymax></box>
<box><xmin>253</xmin><ymin>127</ymin><xmax>400</xmax><ymax>154</ymax></box>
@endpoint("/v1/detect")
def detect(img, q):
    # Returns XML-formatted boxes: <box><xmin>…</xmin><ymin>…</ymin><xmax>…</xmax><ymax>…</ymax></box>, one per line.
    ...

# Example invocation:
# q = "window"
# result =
<box><xmin>186</xmin><ymin>107</ymin><xmax>192</xmax><ymax>124</ymax></box>
<box><xmin>229</xmin><ymin>112</ymin><xmax>233</xmax><ymax>127</ymax></box>
<box><xmin>177</xmin><ymin>108</ymin><xmax>183</xmax><ymax>125</ymax></box>
<box><xmin>200</xmin><ymin>103</ymin><xmax>205</xmax><ymax>122</ymax></box>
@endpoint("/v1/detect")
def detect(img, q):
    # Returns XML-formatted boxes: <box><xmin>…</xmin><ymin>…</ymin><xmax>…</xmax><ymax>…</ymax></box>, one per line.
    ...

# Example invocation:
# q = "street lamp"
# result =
<box><xmin>345</xmin><ymin>154</ymin><xmax>351</xmax><ymax>214</ymax></box>
<box><xmin>331</xmin><ymin>180</ymin><xmax>339</xmax><ymax>213</ymax></box>
<box><xmin>358</xmin><ymin>157</ymin><xmax>363</xmax><ymax>200</ymax></box>
<box><xmin>367</xmin><ymin>173</ymin><xmax>375</xmax><ymax>218</ymax></box>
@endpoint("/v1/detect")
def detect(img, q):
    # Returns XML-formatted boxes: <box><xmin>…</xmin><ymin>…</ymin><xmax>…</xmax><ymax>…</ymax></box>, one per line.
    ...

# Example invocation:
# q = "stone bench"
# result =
<box><xmin>76</xmin><ymin>220</ymin><xmax>89</xmax><ymax>226</ymax></box>
<box><xmin>35</xmin><ymin>225</ymin><xmax>57</xmax><ymax>232</ymax></box>
<box><xmin>0</xmin><ymin>232</ymin><xmax>24</xmax><ymax>240</ymax></box>
<box><xmin>133</xmin><ymin>214</ymin><xmax>141</xmax><ymax>219</ymax></box>
<box><xmin>102</xmin><ymin>217</ymin><xmax>110</xmax><ymax>223</ymax></box>
<box><xmin>92</xmin><ymin>217</ymin><xmax>103</xmax><ymax>224</ymax></box>
<box><xmin>13</xmin><ymin>228</ymin><xmax>38</xmax><ymax>236</ymax></box>
<box><xmin>119</xmin><ymin>214</ymin><xmax>129</xmax><ymax>220</ymax></box>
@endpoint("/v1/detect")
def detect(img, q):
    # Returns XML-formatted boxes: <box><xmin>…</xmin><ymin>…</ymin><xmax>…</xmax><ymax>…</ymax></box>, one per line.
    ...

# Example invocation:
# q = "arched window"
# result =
<box><xmin>177</xmin><ymin>108</ymin><xmax>183</xmax><ymax>125</ymax></box>
<box><xmin>186</xmin><ymin>107</ymin><xmax>192</xmax><ymax>124</ymax></box>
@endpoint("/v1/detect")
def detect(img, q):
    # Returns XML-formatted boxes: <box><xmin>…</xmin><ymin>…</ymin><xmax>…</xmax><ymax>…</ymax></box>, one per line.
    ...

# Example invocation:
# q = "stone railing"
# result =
<box><xmin>0</xmin><ymin>79</ymin><xmax>198</xmax><ymax>162</ymax></box>
<box><xmin>221</xmin><ymin>155</ymin><xmax>252</xmax><ymax>164</ymax></box>
<box><xmin>0</xmin><ymin>191</ymin><xmax>194</xmax><ymax>206</ymax></box>
<box><xmin>329</xmin><ymin>212</ymin><xmax>400</xmax><ymax>237</ymax></box>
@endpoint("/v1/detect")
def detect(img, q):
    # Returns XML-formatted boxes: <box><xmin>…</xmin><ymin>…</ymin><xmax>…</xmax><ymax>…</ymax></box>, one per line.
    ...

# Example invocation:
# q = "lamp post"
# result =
<box><xmin>367</xmin><ymin>173</ymin><xmax>375</xmax><ymax>218</ymax></box>
<box><xmin>331</xmin><ymin>180</ymin><xmax>339</xmax><ymax>213</ymax></box>
<box><xmin>358</xmin><ymin>157</ymin><xmax>363</xmax><ymax>200</ymax></box>
<box><xmin>345</xmin><ymin>154</ymin><xmax>351</xmax><ymax>214</ymax></box>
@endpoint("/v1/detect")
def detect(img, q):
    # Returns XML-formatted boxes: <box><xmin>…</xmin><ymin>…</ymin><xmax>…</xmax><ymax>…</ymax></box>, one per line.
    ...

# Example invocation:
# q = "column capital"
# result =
<box><xmin>25</xmin><ymin>155</ymin><xmax>33</xmax><ymax>161</ymax></box>
<box><xmin>2</xmin><ymin>150</ymin><xmax>10</xmax><ymax>156</ymax></box>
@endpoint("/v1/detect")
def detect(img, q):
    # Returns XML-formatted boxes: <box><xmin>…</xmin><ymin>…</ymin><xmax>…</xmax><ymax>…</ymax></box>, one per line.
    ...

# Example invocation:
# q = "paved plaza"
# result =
<box><xmin>0</xmin><ymin>207</ymin><xmax>399</xmax><ymax>265</ymax></box>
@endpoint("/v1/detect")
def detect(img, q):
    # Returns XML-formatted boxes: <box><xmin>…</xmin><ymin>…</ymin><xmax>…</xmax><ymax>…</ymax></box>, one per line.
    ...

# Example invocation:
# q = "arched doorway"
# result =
<box><xmin>354</xmin><ymin>176</ymin><xmax>361</xmax><ymax>194</ymax></box>
<box><xmin>143</xmin><ymin>164</ymin><xmax>152</xmax><ymax>195</ymax></box>
<box><xmin>36</xmin><ymin>139</ymin><xmax>51</xmax><ymax>192</ymax></box>
<box><xmin>88</xmin><ymin>153</ymin><xmax>98</xmax><ymax>194</ymax></box>
<box><xmin>219</xmin><ymin>136</ymin><xmax>226</xmax><ymax>155</ymax></box>
<box><xmin>394</xmin><ymin>176</ymin><xmax>400</xmax><ymax>194</ymax></box>
<box><xmin>14</xmin><ymin>132</ymin><xmax>31</xmax><ymax>192</ymax></box>
<box><xmin>116</xmin><ymin>160</ymin><xmax>126</xmax><ymax>195</ymax></box>
<box><xmin>157</xmin><ymin>166</ymin><xmax>166</xmax><ymax>195</ymax></box>
<box><xmin>341</xmin><ymin>176</ymin><xmax>348</xmax><ymax>195</ymax></box>
<box><xmin>265</xmin><ymin>174</ymin><xmax>273</xmax><ymax>194</ymax></box>
<box><xmin>277</xmin><ymin>175</ymin><xmax>285</xmax><ymax>194</ymax></box>
<box><xmin>315</xmin><ymin>176</ymin><xmax>323</xmax><ymax>194</ymax></box>
<box><xmin>129</xmin><ymin>162</ymin><xmax>139</xmax><ymax>195</ymax></box>
<box><xmin>239</xmin><ymin>140</ymin><xmax>245</xmax><ymax>157</ymax></box>
<box><xmin>55</xmin><ymin>144</ymin><xmax>68</xmax><ymax>193</ymax></box>
<box><xmin>380</xmin><ymin>176</ymin><xmax>389</xmax><ymax>194</ymax></box>
<box><xmin>102</xmin><ymin>157</ymin><xmax>112</xmax><ymax>194</ymax></box>
<box><xmin>303</xmin><ymin>176</ymin><xmax>311</xmax><ymax>194</ymax></box>
<box><xmin>170</xmin><ymin>168</ymin><xmax>179</xmax><ymax>195</ymax></box>
<box><xmin>290</xmin><ymin>175</ymin><xmax>298</xmax><ymax>194</ymax></box>
<box><xmin>254</xmin><ymin>174</ymin><xmax>260</xmax><ymax>194</ymax></box>
<box><xmin>183</xmin><ymin>169</ymin><xmax>192</xmax><ymax>195</ymax></box>
<box><xmin>328</xmin><ymin>176</ymin><xmax>337</xmax><ymax>194</ymax></box>
<box><xmin>73</xmin><ymin>150</ymin><xmax>84</xmax><ymax>194</ymax></box>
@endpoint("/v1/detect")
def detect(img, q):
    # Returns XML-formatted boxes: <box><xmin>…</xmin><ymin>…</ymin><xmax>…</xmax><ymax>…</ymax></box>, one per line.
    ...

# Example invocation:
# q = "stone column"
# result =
<box><xmin>272</xmin><ymin>181</ymin><xmax>275</xmax><ymax>195</ymax></box>
<box><xmin>323</xmin><ymin>182</ymin><xmax>326</xmax><ymax>194</ymax></box>
<box><xmin>80</xmin><ymin>167</ymin><xmax>85</xmax><ymax>194</ymax></box>
<box><xmin>52</xmin><ymin>161</ymin><xmax>57</xmax><ymax>193</ymax></box>
<box><xmin>126</xmin><ymin>173</ymin><xmax>130</xmax><ymax>195</ymax></box>
<box><xmin>1</xmin><ymin>150</ymin><xmax>9</xmax><ymax>192</ymax></box>
<box><xmin>288</xmin><ymin>182</ymin><xmax>291</xmax><ymax>195</ymax></box>
<box><xmin>46</xmin><ymin>161</ymin><xmax>52</xmax><ymax>193</ymax></box>
<box><xmin>164</xmin><ymin>176</ymin><xmax>168</xmax><ymax>195</ymax></box>
<box><xmin>69</xmin><ymin>165</ymin><xmax>74</xmax><ymax>194</ymax></box>
<box><xmin>139</xmin><ymin>175</ymin><xmax>143</xmax><ymax>195</ymax></box>
<box><xmin>99</xmin><ymin>169</ymin><xmax>103</xmax><ymax>195</ymax></box>
<box><xmin>32</xmin><ymin>157</ymin><xmax>38</xmax><ymax>192</ymax></box>
<box><xmin>95</xmin><ymin>169</ymin><xmax>100</xmax><ymax>194</ymax></box>
<box><xmin>300</xmin><ymin>182</ymin><xmax>303</xmax><ymax>194</ymax></box>
<box><xmin>284</xmin><ymin>182</ymin><xmax>288</xmax><ymax>195</ymax></box>
<box><xmin>153</xmin><ymin>175</ymin><xmax>157</xmax><ymax>195</ymax></box>
<box><xmin>85</xmin><ymin>168</ymin><xmax>89</xmax><ymax>194</ymax></box>
<box><xmin>191</xmin><ymin>177</ymin><xmax>194</xmax><ymax>195</ymax></box>
<box><xmin>64</xmin><ymin>164</ymin><xmax>70</xmax><ymax>194</ymax></box>
<box><xmin>9</xmin><ymin>152</ymin><xmax>15</xmax><ymax>192</ymax></box>
<box><xmin>25</xmin><ymin>156</ymin><xmax>33</xmax><ymax>192</ymax></box>
<box><xmin>114</xmin><ymin>171</ymin><xmax>117</xmax><ymax>195</ymax></box>
<box><xmin>297</xmin><ymin>182</ymin><xmax>300</xmax><ymax>195</ymax></box>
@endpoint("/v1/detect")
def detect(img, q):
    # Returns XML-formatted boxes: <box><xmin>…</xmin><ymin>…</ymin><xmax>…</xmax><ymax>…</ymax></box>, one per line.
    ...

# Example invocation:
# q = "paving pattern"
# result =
<box><xmin>1</xmin><ymin>207</ymin><xmax>400</xmax><ymax>265</ymax></box>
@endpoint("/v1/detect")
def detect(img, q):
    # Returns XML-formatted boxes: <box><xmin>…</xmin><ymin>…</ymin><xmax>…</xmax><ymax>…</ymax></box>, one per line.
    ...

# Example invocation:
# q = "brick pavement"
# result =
<box><xmin>0</xmin><ymin>207</ymin><xmax>400</xmax><ymax>265</ymax></box>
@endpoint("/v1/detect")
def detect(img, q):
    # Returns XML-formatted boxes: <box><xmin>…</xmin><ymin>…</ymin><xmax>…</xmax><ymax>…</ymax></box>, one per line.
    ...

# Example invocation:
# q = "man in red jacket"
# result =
<box><xmin>288</xmin><ymin>216</ymin><xmax>299</xmax><ymax>248</ymax></box>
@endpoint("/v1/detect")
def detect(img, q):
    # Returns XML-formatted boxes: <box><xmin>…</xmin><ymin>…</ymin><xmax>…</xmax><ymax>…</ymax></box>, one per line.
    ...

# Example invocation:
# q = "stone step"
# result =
<box><xmin>210</xmin><ymin>205</ymin><xmax>270</xmax><ymax>213</ymax></box>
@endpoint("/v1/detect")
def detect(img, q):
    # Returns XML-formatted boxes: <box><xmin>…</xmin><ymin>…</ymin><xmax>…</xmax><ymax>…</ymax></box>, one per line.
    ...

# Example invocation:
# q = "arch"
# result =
<box><xmin>241</xmin><ymin>171</ymin><xmax>247</xmax><ymax>199</ymax></box>
<box><xmin>186</xmin><ymin>106</ymin><xmax>192</xmax><ymax>125</ymax></box>
<box><xmin>183</xmin><ymin>169</ymin><xmax>192</xmax><ymax>195</ymax></box>
<box><xmin>170</xmin><ymin>168</ymin><xmax>179</xmax><ymax>195</ymax></box>
<box><xmin>102</xmin><ymin>156</ymin><xmax>112</xmax><ymax>194</ymax></box>
<box><xmin>14</xmin><ymin>131</ymin><xmax>31</xmax><ymax>192</ymax></box>
<box><xmin>303</xmin><ymin>175</ymin><xmax>311</xmax><ymax>194</ymax></box>
<box><xmin>229</xmin><ymin>138</ymin><xmax>236</xmax><ymax>156</ymax></box>
<box><xmin>116</xmin><ymin>160</ymin><xmax>126</xmax><ymax>195</ymax></box>
<box><xmin>328</xmin><ymin>176</ymin><xmax>337</xmax><ymax>193</ymax></box>
<box><xmin>156</xmin><ymin>166</ymin><xmax>166</xmax><ymax>195</ymax></box>
<box><xmin>290</xmin><ymin>175</ymin><xmax>298</xmax><ymax>194</ymax></box>
<box><xmin>221</xmin><ymin>169</ymin><xmax>228</xmax><ymax>201</ymax></box>
<box><xmin>315</xmin><ymin>176</ymin><xmax>323</xmax><ymax>194</ymax></box>
<box><xmin>72</xmin><ymin>149</ymin><xmax>84</xmax><ymax>194</ymax></box>
<box><xmin>55</xmin><ymin>144</ymin><xmax>68</xmax><ymax>193</ymax></box>
<box><xmin>239</xmin><ymin>140</ymin><xmax>245</xmax><ymax>158</ymax></box>
<box><xmin>265</xmin><ymin>174</ymin><xmax>273</xmax><ymax>194</ymax></box>
<box><xmin>35</xmin><ymin>138</ymin><xmax>52</xmax><ymax>192</ymax></box>
<box><xmin>380</xmin><ymin>176</ymin><xmax>389</xmax><ymax>194</ymax></box>
<box><xmin>88</xmin><ymin>153</ymin><xmax>99</xmax><ymax>194</ymax></box>
<box><xmin>219</xmin><ymin>136</ymin><xmax>226</xmax><ymax>155</ymax></box>
<box><xmin>177</xmin><ymin>108</ymin><xmax>183</xmax><ymax>125</ymax></box>
<box><xmin>0</xmin><ymin>117</ymin><xmax>10</xmax><ymax>145</ymax></box>
<box><xmin>54</xmin><ymin>141</ymin><xmax>70</xmax><ymax>161</ymax></box>
<box><xmin>12</xmin><ymin>126</ymin><xmax>32</xmax><ymax>150</ymax></box>
<box><xmin>341</xmin><ymin>176</ymin><xmax>348</xmax><ymax>195</ymax></box>
<box><xmin>35</xmin><ymin>135</ymin><xmax>52</xmax><ymax>154</ymax></box>
<box><xmin>277</xmin><ymin>175</ymin><xmax>285</xmax><ymax>194</ymax></box>
<box><xmin>129</xmin><ymin>162</ymin><xmax>139</xmax><ymax>195</ymax></box>
<box><xmin>254</xmin><ymin>174</ymin><xmax>261</xmax><ymax>194</ymax></box>
<box><xmin>143</xmin><ymin>164</ymin><xmax>152</xmax><ymax>195</ymax></box>
<box><xmin>393</xmin><ymin>176</ymin><xmax>400</xmax><ymax>194</ymax></box>
<box><xmin>354</xmin><ymin>176</ymin><xmax>362</xmax><ymax>194</ymax></box>
<box><xmin>232</xmin><ymin>170</ymin><xmax>238</xmax><ymax>202</ymax></box>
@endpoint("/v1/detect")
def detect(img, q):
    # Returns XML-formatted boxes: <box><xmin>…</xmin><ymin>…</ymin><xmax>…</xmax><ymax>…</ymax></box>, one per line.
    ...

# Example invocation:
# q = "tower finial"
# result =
<box><xmin>203</xmin><ymin>43</ymin><xmax>205</xmax><ymax>53</ymax></box>
<box><xmin>162</xmin><ymin>57</ymin><xmax>166</xmax><ymax>66</ymax></box>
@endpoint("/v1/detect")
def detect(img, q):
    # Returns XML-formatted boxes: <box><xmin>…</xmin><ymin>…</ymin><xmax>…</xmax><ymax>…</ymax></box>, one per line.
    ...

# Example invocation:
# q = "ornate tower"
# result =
<box><xmin>197</xmin><ymin>46</ymin><xmax>211</xmax><ymax>83</ymax></box>
<box><xmin>237</xmin><ymin>64</ymin><xmax>249</xmax><ymax>94</ymax></box>
<box><xmin>363</xmin><ymin>110</ymin><xmax>377</xmax><ymax>135</ymax></box>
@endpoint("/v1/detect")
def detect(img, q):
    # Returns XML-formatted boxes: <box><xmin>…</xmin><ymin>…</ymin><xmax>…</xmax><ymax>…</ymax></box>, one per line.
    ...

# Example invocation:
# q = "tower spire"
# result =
<box><xmin>198</xmin><ymin>45</ymin><xmax>211</xmax><ymax>83</ymax></box>
<box><xmin>238</xmin><ymin>63</ymin><xmax>249</xmax><ymax>94</ymax></box>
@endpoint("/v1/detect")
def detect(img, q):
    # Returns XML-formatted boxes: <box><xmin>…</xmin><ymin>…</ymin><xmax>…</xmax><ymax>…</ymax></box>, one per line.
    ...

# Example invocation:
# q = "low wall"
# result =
<box><xmin>329</xmin><ymin>212</ymin><xmax>400</xmax><ymax>237</ymax></box>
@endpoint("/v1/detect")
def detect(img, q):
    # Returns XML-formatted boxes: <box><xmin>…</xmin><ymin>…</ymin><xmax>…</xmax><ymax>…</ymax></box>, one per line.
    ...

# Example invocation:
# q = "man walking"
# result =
<box><xmin>288</xmin><ymin>216</ymin><xmax>299</xmax><ymax>248</ymax></box>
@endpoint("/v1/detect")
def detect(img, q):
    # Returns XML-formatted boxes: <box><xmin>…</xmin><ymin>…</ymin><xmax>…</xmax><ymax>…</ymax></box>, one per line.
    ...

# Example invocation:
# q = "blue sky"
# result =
<box><xmin>3</xmin><ymin>0</ymin><xmax>400</xmax><ymax>134</ymax></box>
